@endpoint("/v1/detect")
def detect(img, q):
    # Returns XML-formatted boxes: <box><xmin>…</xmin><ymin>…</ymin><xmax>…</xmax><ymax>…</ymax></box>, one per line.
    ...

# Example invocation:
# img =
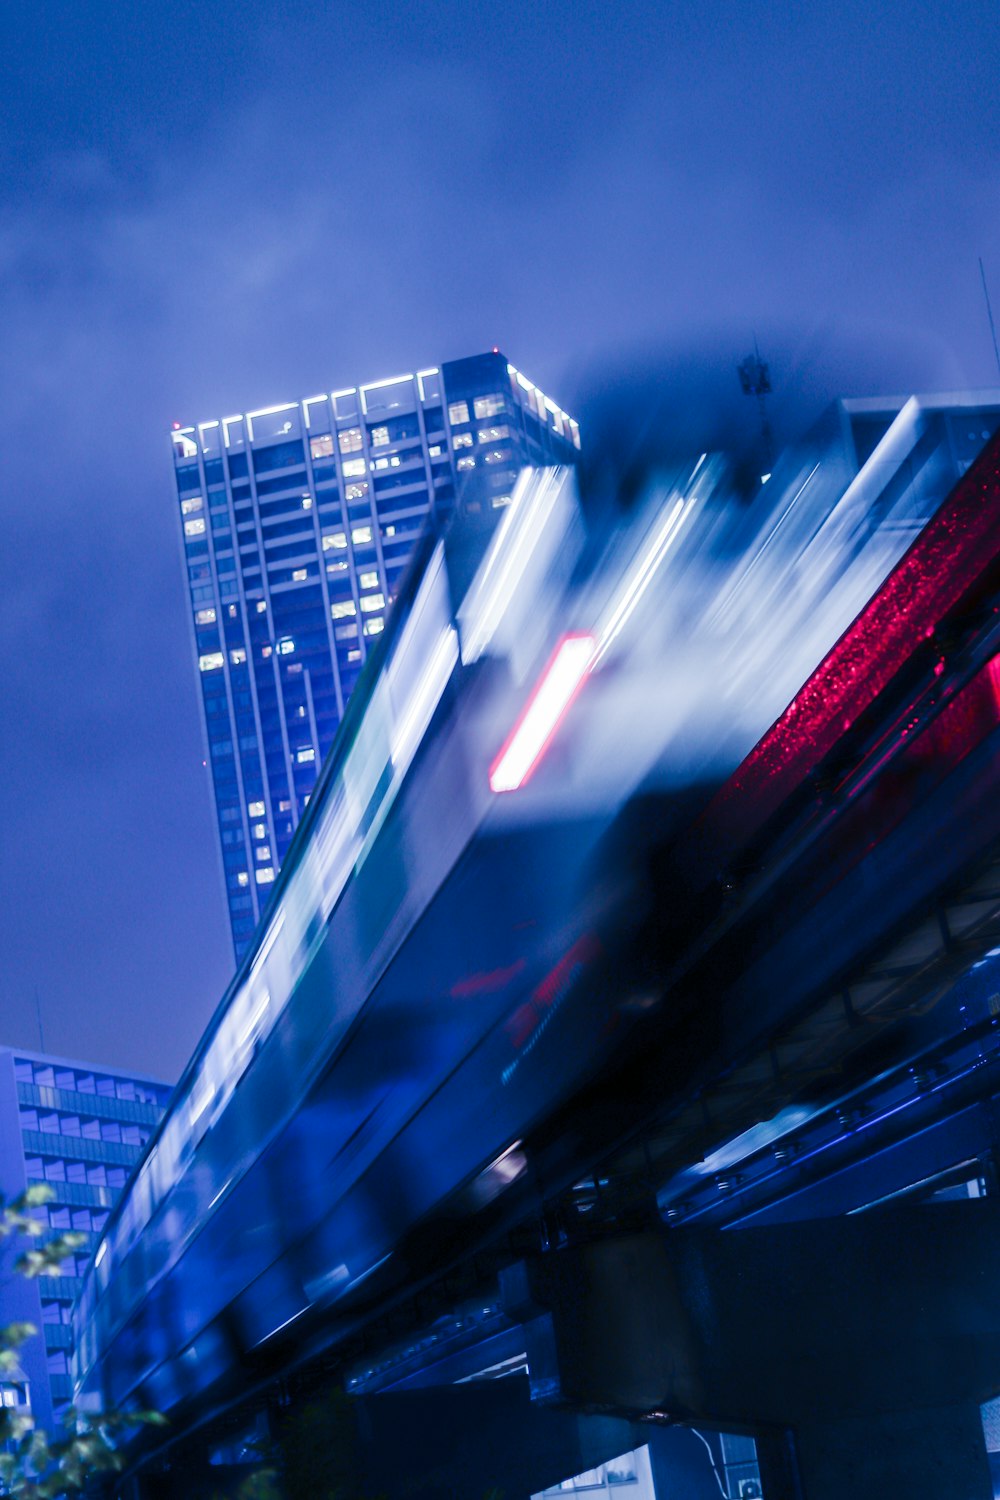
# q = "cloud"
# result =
<box><xmin>0</xmin><ymin>4</ymin><xmax>998</xmax><ymax>1074</ymax></box>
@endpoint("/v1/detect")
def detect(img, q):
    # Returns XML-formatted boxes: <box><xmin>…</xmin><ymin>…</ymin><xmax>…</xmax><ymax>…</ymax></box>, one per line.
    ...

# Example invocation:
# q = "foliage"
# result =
<box><xmin>0</xmin><ymin>1183</ymin><xmax>166</xmax><ymax>1498</ymax></box>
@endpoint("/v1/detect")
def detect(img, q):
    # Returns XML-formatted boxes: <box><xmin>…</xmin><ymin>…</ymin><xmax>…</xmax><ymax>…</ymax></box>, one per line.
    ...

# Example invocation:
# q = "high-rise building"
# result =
<box><xmin>0</xmin><ymin>1048</ymin><xmax>171</xmax><ymax>1434</ymax></box>
<box><xmin>171</xmin><ymin>351</ymin><xmax>580</xmax><ymax>958</ymax></box>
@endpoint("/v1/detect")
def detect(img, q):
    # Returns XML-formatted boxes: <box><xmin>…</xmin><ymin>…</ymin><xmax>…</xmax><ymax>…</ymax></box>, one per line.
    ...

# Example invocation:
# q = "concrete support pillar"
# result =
<box><xmin>502</xmin><ymin>1203</ymin><xmax>1000</xmax><ymax>1500</ymax></box>
<box><xmin>791</xmin><ymin>1404</ymin><xmax>993</xmax><ymax>1500</ymax></box>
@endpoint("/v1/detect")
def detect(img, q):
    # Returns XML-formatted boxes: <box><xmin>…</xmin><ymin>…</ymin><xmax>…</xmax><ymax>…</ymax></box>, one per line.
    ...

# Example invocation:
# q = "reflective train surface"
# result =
<box><xmin>75</xmin><ymin>404</ymin><xmax>1000</xmax><ymax>1437</ymax></box>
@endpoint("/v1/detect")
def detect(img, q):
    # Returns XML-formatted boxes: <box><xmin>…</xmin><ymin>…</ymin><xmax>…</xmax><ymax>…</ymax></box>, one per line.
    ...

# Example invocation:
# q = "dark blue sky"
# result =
<box><xmin>1</xmin><ymin>0</ymin><xmax>998</xmax><ymax>1080</ymax></box>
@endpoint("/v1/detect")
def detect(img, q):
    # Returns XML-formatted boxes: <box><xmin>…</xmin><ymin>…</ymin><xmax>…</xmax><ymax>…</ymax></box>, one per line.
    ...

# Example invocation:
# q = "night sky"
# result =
<box><xmin>2</xmin><ymin>0</ymin><xmax>998</xmax><ymax>1081</ymax></box>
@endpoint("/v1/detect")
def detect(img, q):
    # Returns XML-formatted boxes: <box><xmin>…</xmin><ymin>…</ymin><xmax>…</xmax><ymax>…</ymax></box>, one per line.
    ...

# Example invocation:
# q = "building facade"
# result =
<box><xmin>0</xmin><ymin>1048</ymin><xmax>171</xmax><ymax>1434</ymax></box>
<box><xmin>171</xmin><ymin>351</ymin><xmax>580</xmax><ymax>959</ymax></box>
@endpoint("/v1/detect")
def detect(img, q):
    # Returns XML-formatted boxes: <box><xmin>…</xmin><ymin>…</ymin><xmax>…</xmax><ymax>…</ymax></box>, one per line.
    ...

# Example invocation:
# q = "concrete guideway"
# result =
<box><xmin>503</xmin><ymin>1204</ymin><xmax>1000</xmax><ymax>1498</ymax></box>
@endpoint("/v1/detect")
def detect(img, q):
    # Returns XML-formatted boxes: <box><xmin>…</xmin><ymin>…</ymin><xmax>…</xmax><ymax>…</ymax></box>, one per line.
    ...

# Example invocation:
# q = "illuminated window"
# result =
<box><xmin>373</xmin><ymin>455</ymin><xmax>401</xmax><ymax>470</ymax></box>
<box><xmin>484</xmin><ymin>449</ymin><xmax>510</xmax><ymax>464</ymax></box>
<box><xmin>255</xmin><ymin>844</ymin><xmax>272</xmax><ymax>861</ymax></box>
<box><xmin>230</xmin><ymin>648</ymin><xmax>247</xmax><ymax>666</ymax></box>
<box><xmin>199</xmin><ymin>652</ymin><xmax>224</xmax><ymax>672</ymax></box>
<box><xmin>228</xmin><ymin>604</ymin><xmax>239</xmax><ymax>618</ymax></box>
<box><xmin>195</xmin><ymin>607</ymin><xmax>217</xmax><ymax>625</ymax></box>
<box><xmin>492</xmin><ymin>493</ymin><xmax>512</xmax><ymax>508</ymax></box>
<box><xmin>327</xmin><ymin>559</ymin><xmax>348</xmax><ymax>574</ymax></box>
<box><xmin>261</xmin><ymin>644</ymin><xmax>273</xmax><ymax>658</ymax></box>
<box><xmin>339</xmin><ymin>428</ymin><xmax>363</xmax><ymax>454</ymax></box>
<box><xmin>248</xmin><ymin>800</ymin><xmax>265</xmax><ymax>817</ymax></box>
<box><xmin>301</xmin><ymin>495</ymin><xmax>313</xmax><ymax>510</ymax></box>
<box><xmin>346</xmin><ymin>481</ymin><xmax>369</xmax><ymax>501</ymax></box>
<box><xmin>359</xmin><ymin>569</ymin><xmax>379</xmax><ymax>589</ymax></box>
<box><xmin>428</xmin><ymin>444</ymin><xmax>443</xmax><ymax>459</ymax></box>
<box><xmin>347</xmin><ymin>648</ymin><xmax>362</xmax><ymax>662</ymax></box>
<box><xmin>184</xmin><ymin>517</ymin><xmax>206</xmax><ymax>537</ymax></box>
<box><xmin>322</xmin><ymin>531</ymin><xmax>347</xmax><ymax>550</ymax></box>
<box><xmin>310</xmin><ymin>433</ymin><xmax>335</xmax><ymax>460</ymax></box>
<box><xmin>252</xmin><ymin>823</ymin><xmax>266</xmax><ymax>839</ymax></box>
<box><xmin>279</xmin><ymin>799</ymin><xmax>291</xmax><ymax>812</ymax></box>
<box><xmin>474</xmin><ymin>394</ymin><xmax>506</xmax><ymax>419</ymax></box>
<box><xmin>292</xmin><ymin>568</ymin><xmax>308</xmax><ymax>582</ymax></box>
<box><xmin>256</xmin><ymin>600</ymin><xmax>267</xmax><ymax>613</ymax></box>
<box><xmin>255</xmin><ymin>867</ymin><xmax>275</xmax><ymax>885</ymax></box>
<box><xmin>335</xmin><ymin>622</ymin><xmax>358</xmax><ymax>640</ymax></box>
<box><xmin>277</xmin><ymin>637</ymin><xmax>295</xmax><ymax>654</ymax></box>
<box><xmin>478</xmin><ymin>425</ymin><xmax>509</xmax><ymax>443</ymax></box>
<box><xmin>448</xmin><ymin>401</ymin><xmax>469</xmax><ymax>425</ymax></box>
<box><xmin>343</xmin><ymin>458</ymin><xmax>366</xmax><ymax>478</ymax></box>
<box><xmin>236</xmin><ymin>872</ymin><xmax>249</xmax><ymax>888</ymax></box>
<box><xmin>456</xmin><ymin>455</ymin><xmax>476</xmax><ymax>471</ymax></box>
<box><xmin>331</xmin><ymin>599</ymin><xmax>357</xmax><ymax>619</ymax></box>
<box><xmin>352</xmin><ymin>524</ymin><xmax>372</xmax><ymax>545</ymax></box>
<box><xmin>452</xmin><ymin>433</ymin><xmax>473</xmax><ymax>450</ymax></box>
<box><xmin>360</xmin><ymin>592</ymin><xmax>385</xmax><ymax>612</ymax></box>
<box><xmin>383</xmin><ymin>524</ymin><xmax>396</xmax><ymax>537</ymax></box>
<box><xmin>370</xmin><ymin>425</ymin><xmax>389</xmax><ymax>447</ymax></box>
<box><xmin>296</xmin><ymin>747</ymin><xmax>315</xmax><ymax>764</ymax></box>
<box><xmin>181</xmin><ymin>496</ymin><xmax>203</xmax><ymax>515</ymax></box>
<box><xmin>364</xmin><ymin>617</ymin><xmax>384</xmax><ymax>636</ymax></box>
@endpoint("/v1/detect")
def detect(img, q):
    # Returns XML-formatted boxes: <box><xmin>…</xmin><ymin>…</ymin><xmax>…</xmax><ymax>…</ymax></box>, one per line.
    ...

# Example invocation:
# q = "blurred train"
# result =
<box><xmin>74</xmin><ymin>396</ymin><xmax>1000</xmax><ymax>1441</ymax></box>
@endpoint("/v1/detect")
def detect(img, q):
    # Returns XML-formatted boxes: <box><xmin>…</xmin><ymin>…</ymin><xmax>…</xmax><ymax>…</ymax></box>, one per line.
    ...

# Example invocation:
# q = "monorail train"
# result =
<box><xmin>74</xmin><ymin>420</ymin><xmax>1000</xmax><ymax>1443</ymax></box>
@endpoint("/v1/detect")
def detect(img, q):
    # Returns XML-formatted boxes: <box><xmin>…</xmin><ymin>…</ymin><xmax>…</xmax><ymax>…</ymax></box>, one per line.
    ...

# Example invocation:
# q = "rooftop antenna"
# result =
<box><xmin>34</xmin><ymin>988</ymin><xmax>45</xmax><ymax>1054</ymax></box>
<box><xmin>979</xmin><ymin>257</ymin><xmax>1000</xmax><ymax>382</ymax></box>
<box><xmin>738</xmin><ymin>336</ymin><xmax>774</xmax><ymax>478</ymax></box>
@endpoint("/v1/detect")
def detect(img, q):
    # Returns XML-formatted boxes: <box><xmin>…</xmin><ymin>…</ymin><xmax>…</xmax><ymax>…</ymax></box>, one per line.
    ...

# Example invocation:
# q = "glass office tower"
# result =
<box><xmin>172</xmin><ymin>351</ymin><xmax>580</xmax><ymax>958</ymax></box>
<box><xmin>0</xmin><ymin>1048</ymin><xmax>171</xmax><ymax>1434</ymax></box>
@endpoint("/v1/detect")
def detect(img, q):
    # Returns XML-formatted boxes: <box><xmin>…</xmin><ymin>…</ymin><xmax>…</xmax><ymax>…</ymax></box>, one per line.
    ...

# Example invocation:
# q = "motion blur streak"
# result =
<box><xmin>73</xmin><ymin>394</ymin><xmax>1000</xmax><ymax>1454</ymax></box>
<box><xmin>490</xmin><ymin>634</ymin><xmax>597</xmax><ymax>793</ymax></box>
<box><xmin>459</xmin><ymin>466</ymin><xmax>579</xmax><ymax>666</ymax></box>
<box><xmin>594</xmin><ymin>495</ymin><xmax>688</xmax><ymax>664</ymax></box>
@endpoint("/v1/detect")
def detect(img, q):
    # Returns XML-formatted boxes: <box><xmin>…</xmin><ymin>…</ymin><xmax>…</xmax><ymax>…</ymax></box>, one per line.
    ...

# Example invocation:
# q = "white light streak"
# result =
<box><xmin>459</xmin><ymin>467</ymin><xmax>564</xmax><ymax>663</ymax></box>
<box><xmin>593</xmin><ymin>496</ymin><xmax>689</xmax><ymax>665</ymax></box>
<box><xmin>390</xmin><ymin>626</ymin><xmax>459</xmax><ymax>770</ymax></box>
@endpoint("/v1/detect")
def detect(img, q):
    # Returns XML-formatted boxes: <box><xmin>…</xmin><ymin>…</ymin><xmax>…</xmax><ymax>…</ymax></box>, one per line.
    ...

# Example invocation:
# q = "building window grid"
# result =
<box><xmin>181</xmin><ymin>440</ymin><xmax>262</xmax><ymax>946</ymax></box>
<box><xmin>180</xmin><ymin>359</ymin><xmax>579</xmax><ymax>954</ymax></box>
<box><xmin>237</xmin><ymin>434</ymin><xmax>298</xmax><ymax>904</ymax></box>
<box><xmin>299</xmin><ymin>424</ymin><xmax>350</xmax><ymax>726</ymax></box>
<box><xmin>243</xmin><ymin>436</ymin><xmax>321</xmax><ymax>933</ymax></box>
<box><xmin>345</xmin><ymin>407</ymin><xmax>397</xmax><ymax>663</ymax></box>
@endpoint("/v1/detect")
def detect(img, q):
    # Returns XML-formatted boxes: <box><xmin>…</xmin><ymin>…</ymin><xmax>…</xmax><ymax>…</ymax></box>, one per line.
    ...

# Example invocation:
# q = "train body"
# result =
<box><xmin>76</xmin><ymin>426</ymin><xmax>1000</xmax><ymax>1434</ymax></box>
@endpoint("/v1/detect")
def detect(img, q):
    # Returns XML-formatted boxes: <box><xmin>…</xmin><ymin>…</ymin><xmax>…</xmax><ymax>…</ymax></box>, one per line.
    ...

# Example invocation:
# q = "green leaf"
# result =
<box><xmin>0</xmin><ymin>1321</ymin><xmax>38</xmax><ymax>1347</ymax></box>
<box><xmin>15</xmin><ymin>1185</ymin><xmax>55</xmax><ymax>1209</ymax></box>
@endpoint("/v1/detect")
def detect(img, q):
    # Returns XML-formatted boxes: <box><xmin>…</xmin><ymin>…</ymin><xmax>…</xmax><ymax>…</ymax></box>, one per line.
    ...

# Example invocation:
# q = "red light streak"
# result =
<box><xmin>489</xmin><ymin>633</ymin><xmax>596</xmax><ymax>793</ymax></box>
<box><xmin>706</xmin><ymin>431</ymin><xmax>1000</xmax><ymax>858</ymax></box>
